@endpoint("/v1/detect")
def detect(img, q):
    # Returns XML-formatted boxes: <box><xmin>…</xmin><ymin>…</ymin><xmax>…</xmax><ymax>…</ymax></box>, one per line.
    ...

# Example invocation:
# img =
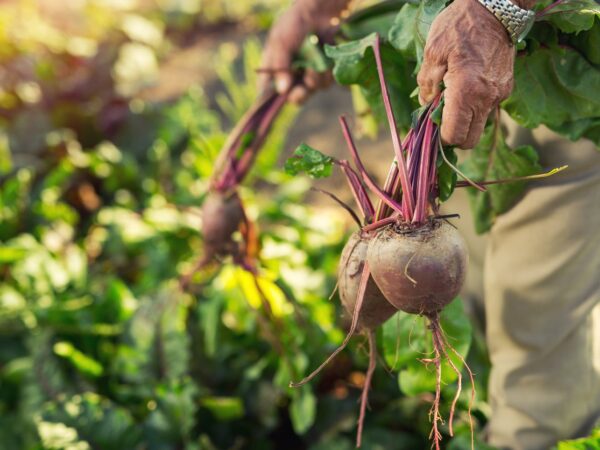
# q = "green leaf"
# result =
<box><xmin>41</xmin><ymin>393</ymin><xmax>142</xmax><ymax>450</ymax></box>
<box><xmin>550</xmin><ymin>116</ymin><xmax>600</xmax><ymax>146</ymax></box>
<box><xmin>0</xmin><ymin>245</ymin><xmax>28</xmax><ymax>263</ymax></box>
<box><xmin>388</xmin><ymin>0</ymin><xmax>447</xmax><ymax>65</ymax></box>
<box><xmin>289</xmin><ymin>387</ymin><xmax>316</xmax><ymax>435</ymax></box>
<box><xmin>145</xmin><ymin>380</ymin><xmax>198</xmax><ymax>443</ymax></box>
<box><xmin>460</xmin><ymin>123</ymin><xmax>542</xmax><ymax>234</ymax></box>
<box><xmin>199</xmin><ymin>294</ymin><xmax>222</xmax><ymax>357</ymax></box>
<box><xmin>295</xmin><ymin>37</ymin><xmax>332</xmax><ymax>73</ymax></box>
<box><xmin>539</xmin><ymin>0</ymin><xmax>600</xmax><ymax>34</ymax></box>
<box><xmin>437</xmin><ymin>146</ymin><xmax>458</xmax><ymax>202</ymax></box>
<box><xmin>53</xmin><ymin>341</ymin><xmax>104</xmax><ymax>377</ymax></box>
<box><xmin>381</xmin><ymin>298</ymin><xmax>472</xmax><ymax>396</ymax></box>
<box><xmin>325</xmin><ymin>33</ymin><xmax>417</xmax><ymax>131</ymax></box>
<box><xmin>284</xmin><ymin>143</ymin><xmax>333</xmax><ymax>178</ymax></box>
<box><xmin>199</xmin><ymin>397</ymin><xmax>244</xmax><ymax>421</ymax></box>
<box><xmin>341</xmin><ymin>0</ymin><xmax>412</xmax><ymax>40</ymax></box>
<box><xmin>556</xmin><ymin>427</ymin><xmax>600</xmax><ymax>449</ymax></box>
<box><xmin>575</xmin><ymin>19</ymin><xmax>600</xmax><ymax>64</ymax></box>
<box><xmin>504</xmin><ymin>47</ymin><xmax>600</xmax><ymax>133</ymax></box>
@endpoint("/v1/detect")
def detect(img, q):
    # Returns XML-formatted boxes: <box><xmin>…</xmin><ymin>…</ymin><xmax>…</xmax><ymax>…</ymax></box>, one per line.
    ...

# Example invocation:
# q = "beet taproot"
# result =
<box><xmin>367</xmin><ymin>220</ymin><xmax>468</xmax><ymax>316</ymax></box>
<box><xmin>201</xmin><ymin>190</ymin><xmax>245</xmax><ymax>257</ymax></box>
<box><xmin>338</xmin><ymin>231</ymin><xmax>397</xmax><ymax>330</ymax></box>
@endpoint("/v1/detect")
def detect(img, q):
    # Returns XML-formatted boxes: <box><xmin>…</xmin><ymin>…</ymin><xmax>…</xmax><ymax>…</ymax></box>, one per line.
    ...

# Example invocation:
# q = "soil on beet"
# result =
<box><xmin>201</xmin><ymin>190</ymin><xmax>245</xmax><ymax>257</ymax></box>
<box><xmin>367</xmin><ymin>219</ymin><xmax>468</xmax><ymax>315</ymax></box>
<box><xmin>338</xmin><ymin>231</ymin><xmax>397</xmax><ymax>330</ymax></box>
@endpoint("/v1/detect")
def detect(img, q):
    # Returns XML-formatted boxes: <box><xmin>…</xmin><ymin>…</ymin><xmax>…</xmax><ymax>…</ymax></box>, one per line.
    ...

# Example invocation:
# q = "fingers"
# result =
<box><xmin>258</xmin><ymin>9</ymin><xmax>306</xmax><ymax>95</ymax></box>
<box><xmin>287</xmin><ymin>70</ymin><xmax>333</xmax><ymax>105</ymax></box>
<box><xmin>417</xmin><ymin>59</ymin><xmax>447</xmax><ymax>105</ymax></box>
<box><xmin>259</xmin><ymin>6</ymin><xmax>335</xmax><ymax>104</ymax></box>
<box><xmin>289</xmin><ymin>85</ymin><xmax>309</xmax><ymax>104</ymax></box>
<box><xmin>462</xmin><ymin>108</ymin><xmax>488</xmax><ymax>149</ymax></box>
<box><xmin>440</xmin><ymin>81</ymin><xmax>474</xmax><ymax>148</ymax></box>
<box><xmin>258</xmin><ymin>42</ymin><xmax>294</xmax><ymax>95</ymax></box>
<box><xmin>303</xmin><ymin>68</ymin><xmax>332</xmax><ymax>91</ymax></box>
<box><xmin>441</xmin><ymin>72</ymin><xmax>497</xmax><ymax>149</ymax></box>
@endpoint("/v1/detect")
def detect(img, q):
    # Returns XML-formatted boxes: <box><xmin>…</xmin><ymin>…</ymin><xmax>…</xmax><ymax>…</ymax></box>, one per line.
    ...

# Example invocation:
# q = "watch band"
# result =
<box><xmin>476</xmin><ymin>0</ymin><xmax>536</xmax><ymax>45</ymax></box>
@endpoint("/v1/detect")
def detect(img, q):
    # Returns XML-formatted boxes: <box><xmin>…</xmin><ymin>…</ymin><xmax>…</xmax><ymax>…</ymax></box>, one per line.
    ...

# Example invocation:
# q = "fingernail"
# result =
<box><xmin>276</xmin><ymin>77</ymin><xmax>291</xmax><ymax>93</ymax></box>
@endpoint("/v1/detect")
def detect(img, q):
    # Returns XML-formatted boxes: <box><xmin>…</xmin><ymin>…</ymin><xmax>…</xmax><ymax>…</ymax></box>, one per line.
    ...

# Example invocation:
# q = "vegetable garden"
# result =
<box><xmin>0</xmin><ymin>0</ymin><xmax>599</xmax><ymax>449</ymax></box>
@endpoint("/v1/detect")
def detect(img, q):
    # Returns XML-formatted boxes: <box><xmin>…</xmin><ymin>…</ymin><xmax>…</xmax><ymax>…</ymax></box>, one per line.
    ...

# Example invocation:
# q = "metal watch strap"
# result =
<box><xmin>476</xmin><ymin>0</ymin><xmax>536</xmax><ymax>44</ymax></box>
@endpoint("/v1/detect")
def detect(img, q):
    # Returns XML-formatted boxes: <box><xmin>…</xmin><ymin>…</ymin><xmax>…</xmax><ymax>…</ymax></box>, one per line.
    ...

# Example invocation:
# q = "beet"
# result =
<box><xmin>338</xmin><ymin>231</ymin><xmax>397</xmax><ymax>330</ymax></box>
<box><xmin>367</xmin><ymin>220</ymin><xmax>468</xmax><ymax>315</ymax></box>
<box><xmin>201</xmin><ymin>190</ymin><xmax>245</xmax><ymax>257</ymax></box>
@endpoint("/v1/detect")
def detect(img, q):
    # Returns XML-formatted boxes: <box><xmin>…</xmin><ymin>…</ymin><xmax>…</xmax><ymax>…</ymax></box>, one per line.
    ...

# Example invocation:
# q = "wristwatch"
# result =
<box><xmin>476</xmin><ymin>0</ymin><xmax>536</xmax><ymax>45</ymax></box>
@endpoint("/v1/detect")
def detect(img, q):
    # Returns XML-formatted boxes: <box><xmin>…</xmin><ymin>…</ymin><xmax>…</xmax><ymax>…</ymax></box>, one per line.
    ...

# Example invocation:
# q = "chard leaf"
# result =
<box><xmin>437</xmin><ymin>146</ymin><xmax>457</xmax><ymax>202</ymax></box>
<box><xmin>284</xmin><ymin>143</ymin><xmax>333</xmax><ymax>178</ymax></box>
<box><xmin>325</xmin><ymin>33</ymin><xmax>417</xmax><ymax>132</ymax></box>
<box><xmin>503</xmin><ymin>47</ymin><xmax>600</xmax><ymax>131</ymax></box>
<box><xmin>289</xmin><ymin>388</ymin><xmax>316</xmax><ymax>435</ymax></box>
<box><xmin>388</xmin><ymin>0</ymin><xmax>447</xmax><ymax>66</ymax></box>
<box><xmin>460</xmin><ymin>123</ymin><xmax>542</xmax><ymax>234</ymax></box>
<box><xmin>567</xmin><ymin>18</ymin><xmax>600</xmax><ymax>64</ymax></box>
<box><xmin>550</xmin><ymin>116</ymin><xmax>600</xmax><ymax>146</ymax></box>
<box><xmin>538</xmin><ymin>0</ymin><xmax>600</xmax><ymax>34</ymax></box>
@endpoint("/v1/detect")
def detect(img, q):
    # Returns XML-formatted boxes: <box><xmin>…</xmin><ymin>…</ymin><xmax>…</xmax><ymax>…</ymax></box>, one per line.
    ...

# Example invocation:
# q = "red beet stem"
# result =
<box><xmin>356</xmin><ymin>330</ymin><xmax>377</xmax><ymax>448</ymax></box>
<box><xmin>234</xmin><ymin>91</ymin><xmax>289</xmax><ymax>184</ymax></box>
<box><xmin>337</xmin><ymin>160</ymin><xmax>376</xmax><ymax>223</ymax></box>
<box><xmin>339</xmin><ymin>116</ymin><xmax>404</xmax><ymax>216</ymax></box>
<box><xmin>373</xmin><ymin>36</ymin><xmax>414</xmax><ymax>217</ymax></box>
<box><xmin>289</xmin><ymin>262</ymin><xmax>371</xmax><ymax>388</ymax></box>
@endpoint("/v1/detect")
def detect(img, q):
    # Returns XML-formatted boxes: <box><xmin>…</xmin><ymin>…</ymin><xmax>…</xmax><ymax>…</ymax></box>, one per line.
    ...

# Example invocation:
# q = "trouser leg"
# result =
<box><xmin>484</xmin><ymin>121</ymin><xmax>600</xmax><ymax>450</ymax></box>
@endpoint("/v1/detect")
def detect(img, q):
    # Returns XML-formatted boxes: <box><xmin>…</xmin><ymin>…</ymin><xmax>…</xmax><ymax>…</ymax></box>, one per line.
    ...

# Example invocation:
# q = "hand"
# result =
<box><xmin>417</xmin><ymin>0</ymin><xmax>515</xmax><ymax>149</ymax></box>
<box><xmin>259</xmin><ymin>0</ymin><xmax>350</xmax><ymax>104</ymax></box>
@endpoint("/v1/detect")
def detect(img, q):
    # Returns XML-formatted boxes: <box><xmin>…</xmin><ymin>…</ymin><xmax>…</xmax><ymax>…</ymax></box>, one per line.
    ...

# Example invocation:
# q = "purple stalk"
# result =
<box><xmin>289</xmin><ymin>261</ymin><xmax>372</xmax><ymax>388</ymax></box>
<box><xmin>373</xmin><ymin>36</ymin><xmax>415</xmax><ymax>217</ymax></box>
<box><xmin>374</xmin><ymin>163</ymin><xmax>399</xmax><ymax>221</ymax></box>
<box><xmin>362</xmin><ymin>215</ymin><xmax>397</xmax><ymax>232</ymax></box>
<box><xmin>234</xmin><ymin>92</ymin><xmax>289</xmax><ymax>184</ymax></box>
<box><xmin>339</xmin><ymin>116</ymin><xmax>405</xmax><ymax>215</ymax></box>
<box><xmin>428</xmin><ymin>129</ymin><xmax>440</xmax><ymax>189</ymax></box>
<box><xmin>212</xmin><ymin>91</ymin><xmax>279</xmax><ymax>191</ymax></box>
<box><xmin>413</xmin><ymin>116</ymin><xmax>435</xmax><ymax>223</ymax></box>
<box><xmin>338</xmin><ymin>161</ymin><xmax>376</xmax><ymax>223</ymax></box>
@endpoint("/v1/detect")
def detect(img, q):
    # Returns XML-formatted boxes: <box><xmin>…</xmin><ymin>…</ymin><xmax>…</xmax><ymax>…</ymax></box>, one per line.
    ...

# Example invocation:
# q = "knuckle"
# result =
<box><xmin>441</xmin><ymin>124</ymin><xmax>466</xmax><ymax>147</ymax></box>
<box><xmin>417</xmin><ymin>70</ymin><xmax>430</xmax><ymax>87</ymax></box>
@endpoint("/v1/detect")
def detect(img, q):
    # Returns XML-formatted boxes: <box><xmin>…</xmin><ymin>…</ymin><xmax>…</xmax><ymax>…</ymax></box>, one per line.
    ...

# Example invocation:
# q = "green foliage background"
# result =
<box><xmin>0</xmin><ymin>1</ymin><xmax>598</xmax><ymax>449</ymax></box>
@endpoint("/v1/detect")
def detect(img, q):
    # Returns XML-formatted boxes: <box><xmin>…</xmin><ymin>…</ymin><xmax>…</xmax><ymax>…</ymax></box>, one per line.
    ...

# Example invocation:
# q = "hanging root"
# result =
<box><xmin>426</xmin><ymin>312</ymin><xmax>477</xmax><ymax>450</ymax></box>
<box><xmin>289</xmin><ymin>262</ymin><xmax>371</xmax><ymax>388</ymax></box>
<box><xmin>438</xmin><ymin>322</ymin><xmax>476</xmax><ymax>450</ymax></box>
<box><xmin>356</xmin><ymin>330</ymin><xmax>377</xmax><ymax>448</ymax></box>
<box><xmin>427</xmin><ymin>314</ymin><xmax>444</xmax><ymax>450</ymax></box>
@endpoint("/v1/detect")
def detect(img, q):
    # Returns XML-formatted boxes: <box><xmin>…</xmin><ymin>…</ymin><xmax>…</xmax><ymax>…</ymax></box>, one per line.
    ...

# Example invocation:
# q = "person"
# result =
<box><xmin>259</xmin><ymin>0</ymin><xmax>600</xmax><ymax>449</ymax></box>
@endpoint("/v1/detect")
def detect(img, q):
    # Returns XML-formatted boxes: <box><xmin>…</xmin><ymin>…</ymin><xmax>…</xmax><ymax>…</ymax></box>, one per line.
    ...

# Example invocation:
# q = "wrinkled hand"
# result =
<box><xmin>259</xmin><ymin>0</ymin><xmax>350</xmax><ymax>104</ymax></box>
<box><xmin>417</xmin><ymin>0</ymin><xmax>516</xmax><ymax>149</ymax></box>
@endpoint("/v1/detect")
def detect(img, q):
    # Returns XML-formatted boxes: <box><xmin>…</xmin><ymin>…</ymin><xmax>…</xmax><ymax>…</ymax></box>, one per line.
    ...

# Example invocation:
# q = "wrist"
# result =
<box><xmin>471</xmin><ymin>0</ymin><xmax>536</xmax><ymax>44</ymax></box>
<box><xmin>460</xmin><ymin>0</ymin><xmax>513</xmax><ymax>44</ymax></box>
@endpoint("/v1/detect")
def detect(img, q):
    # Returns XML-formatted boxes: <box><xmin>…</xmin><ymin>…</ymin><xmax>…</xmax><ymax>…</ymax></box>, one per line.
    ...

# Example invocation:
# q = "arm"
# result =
<box><xmin>259</xmin><ymin>0</ymin><xmax>351</xmax><ymax>103</ymax></box>
<box><xmin>417</xmin><ymin>0</ymin><xmax>537</xmax><ymax>149</ymax></box>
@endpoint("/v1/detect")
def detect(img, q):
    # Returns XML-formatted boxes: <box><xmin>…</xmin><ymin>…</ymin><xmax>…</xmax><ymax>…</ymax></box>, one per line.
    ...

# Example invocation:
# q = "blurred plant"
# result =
<box><xmin>14</xmin><ymin>1</ymin><xmax>600</xmax><ymax>449</ymax></box>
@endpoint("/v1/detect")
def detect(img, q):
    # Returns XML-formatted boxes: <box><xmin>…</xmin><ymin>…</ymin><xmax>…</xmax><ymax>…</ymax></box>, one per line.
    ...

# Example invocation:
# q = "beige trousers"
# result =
<box><xmin>444</xmin><ymin>117</ymin><xmax>600</xmax><ymax>450</ymax></box>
